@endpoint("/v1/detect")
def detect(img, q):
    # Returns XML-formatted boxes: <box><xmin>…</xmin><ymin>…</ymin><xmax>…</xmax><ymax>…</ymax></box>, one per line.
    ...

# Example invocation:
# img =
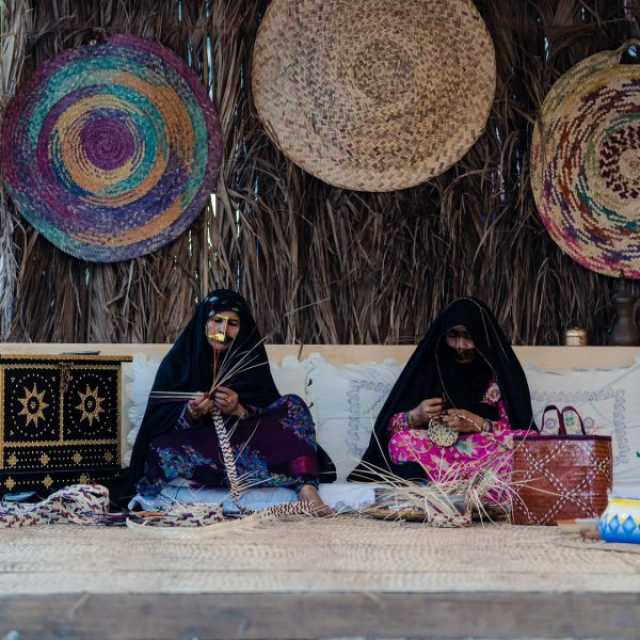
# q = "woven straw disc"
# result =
<box><xmin>252</xmin><ymin>0</ymin><xmax>496</xmax><ymax>192</ymax></box>
<box><xmin>426</xmin><ymin>418</ymin><xmax>459</xmax><ymax>447</ymax></box>
<box><xmin>531</xmin><ymin>42</ymin><xmax>640</xmax><ymax>278</ymax></box>
<box><xmin>0</xmin><ymin>35</ymin><xmax>222</xmax><ymax>262</ymax></box>
<box><xmin>363</xmin><ymin>506</ymin><xmax>451</xmax><ymax>523</ymax></box>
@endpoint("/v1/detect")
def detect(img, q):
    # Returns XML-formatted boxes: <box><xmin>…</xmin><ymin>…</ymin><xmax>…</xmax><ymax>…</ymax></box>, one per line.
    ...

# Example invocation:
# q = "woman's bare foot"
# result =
<box><xmin>298</xmin><ymin>484</ymin><xmax>333</xmax><ymax>517</ymax></box>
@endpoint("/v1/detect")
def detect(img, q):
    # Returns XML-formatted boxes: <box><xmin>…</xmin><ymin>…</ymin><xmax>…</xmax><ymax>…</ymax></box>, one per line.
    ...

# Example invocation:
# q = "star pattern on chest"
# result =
<box><xmin>17</xmin><ymin>384</ymin><xmax>49</xmax><ymax>428</ymax></box>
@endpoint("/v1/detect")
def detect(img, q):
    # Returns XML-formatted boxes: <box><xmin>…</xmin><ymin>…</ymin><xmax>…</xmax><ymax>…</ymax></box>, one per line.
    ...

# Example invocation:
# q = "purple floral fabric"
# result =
<box><xmin>137</xmin><ymin>394</ymin><xmax>319</xmax><ymax>496</ymax></box>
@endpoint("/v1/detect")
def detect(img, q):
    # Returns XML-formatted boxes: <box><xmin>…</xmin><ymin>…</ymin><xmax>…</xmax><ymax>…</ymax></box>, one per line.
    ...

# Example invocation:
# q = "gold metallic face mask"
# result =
<box><xmin>206</xmin><ymin>314</ymin><xmax>232</xmax><ymax>343</ymax></box>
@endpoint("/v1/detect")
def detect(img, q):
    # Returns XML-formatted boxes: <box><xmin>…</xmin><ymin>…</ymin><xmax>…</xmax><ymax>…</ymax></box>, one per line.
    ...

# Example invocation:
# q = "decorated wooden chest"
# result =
<box><xmin>0</xmin><ymin>353</ymin><xmax>132</xmax><ymax>496</ymax></box>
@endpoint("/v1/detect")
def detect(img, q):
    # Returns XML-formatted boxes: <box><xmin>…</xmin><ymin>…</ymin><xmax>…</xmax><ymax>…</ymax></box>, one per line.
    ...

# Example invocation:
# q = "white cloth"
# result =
<box><xmin>129</xmin><ymin>481</ymin><xmax>380</xmax><ymax>514</ymax></box>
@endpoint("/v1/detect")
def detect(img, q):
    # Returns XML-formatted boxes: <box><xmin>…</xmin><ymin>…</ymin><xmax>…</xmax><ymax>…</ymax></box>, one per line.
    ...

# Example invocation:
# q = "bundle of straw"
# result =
<box><xmin>355</xmin><ymin>445</ymin><xmax>518</xmax><ymax>528</ymax></box>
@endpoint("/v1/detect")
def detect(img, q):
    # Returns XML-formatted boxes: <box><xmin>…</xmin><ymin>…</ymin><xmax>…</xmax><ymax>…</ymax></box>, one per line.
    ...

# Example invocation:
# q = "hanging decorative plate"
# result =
<box><xmin>0</xmin><ymin>34</ymin><xmax>222</xmax><ymax>262</ymax></box>
<box><xmin>252</xmin><ymin>0</ymin><xmax>496</xmax><ymax>192</ymax></box>
<box><xmin>531</xmin><ymin>42</ymin><xmax>640</xmax><ymax>278</ymax></box>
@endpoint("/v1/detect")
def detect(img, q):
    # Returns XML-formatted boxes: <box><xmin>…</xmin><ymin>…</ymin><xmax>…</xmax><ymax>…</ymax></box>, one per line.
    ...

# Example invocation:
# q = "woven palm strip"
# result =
<box><xmin>0</xmin><ymin>484</ymin><xmax>115</xmax><ymax>527</ymax></box>
<box><xmin>531</xmin><ymin>41</ymin><xmax>640</xmax><ymax>278</ymax></box>
<box><xmin>126</xmin><ymin>500</ymin><xmax>315</xmax><ymax>537</ymax></box>
<box><xmin>211</xmin><ymin>406</ymin><xmax>243</xmax><ymax>505</ymax></box>
<box><xmin>210</xmin><ymin>407</ymin><xmax>316</xmax><ymax>517</ymax></box>
<box><xmin>252</xmin><ymin>0</ymin><xmax>496</xmax><ymax>192</ymax></box>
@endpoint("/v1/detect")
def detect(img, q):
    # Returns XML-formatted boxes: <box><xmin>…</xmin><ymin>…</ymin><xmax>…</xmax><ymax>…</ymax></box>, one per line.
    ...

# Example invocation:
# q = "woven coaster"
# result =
<box><xmin>0</xmin><ymin>34</ymin><xmax>222</xmax><ymax>262</ymax></box>
<box><xmin>531</xmin><ymin>41</ymin><xmax>640</xmax><ymax>278</ymax></box>
<box><xmin>252</xmin><ymin>0</ymin><xmax>496</xmax><ymax>192</ymax></box>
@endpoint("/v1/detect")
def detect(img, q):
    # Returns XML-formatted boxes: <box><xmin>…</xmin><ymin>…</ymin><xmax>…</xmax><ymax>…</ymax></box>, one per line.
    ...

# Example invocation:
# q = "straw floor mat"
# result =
<box><xmin>1</xmin><ymin>518</ymin><xmax>639</xmax><ymax>595</ymax></box>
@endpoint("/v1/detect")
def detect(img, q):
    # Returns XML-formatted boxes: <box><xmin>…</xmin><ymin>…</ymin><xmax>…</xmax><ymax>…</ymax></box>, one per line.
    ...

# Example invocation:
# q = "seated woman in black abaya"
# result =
<box><xmin>130</xmin><ymin>290</ymin><xmax>335</xmax><ymax>512</ymax></box>
<box><xmin>349</xmin><ymin>298</ymin><xmax>534</xmax><ymax>498</ymax></box>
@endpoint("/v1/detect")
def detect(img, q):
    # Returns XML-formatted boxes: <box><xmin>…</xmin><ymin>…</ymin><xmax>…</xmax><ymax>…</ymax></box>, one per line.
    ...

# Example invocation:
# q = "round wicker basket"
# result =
<box><xmin>252</xmin><ymin>0</ymin><xmax>496</xmax><ymax>192</ymax></box>
<box><xmin>531</xmin><ymin>41</ymin><xmax>640</xmax><ymax>278</ymax></box>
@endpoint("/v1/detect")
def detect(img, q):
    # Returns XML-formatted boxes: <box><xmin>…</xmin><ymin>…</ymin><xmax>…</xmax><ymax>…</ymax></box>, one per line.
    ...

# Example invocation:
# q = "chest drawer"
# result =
<box><xmin>0</xmin><ymin>354</ymin><xmax>131</xmax><ymax>496</ymax></box>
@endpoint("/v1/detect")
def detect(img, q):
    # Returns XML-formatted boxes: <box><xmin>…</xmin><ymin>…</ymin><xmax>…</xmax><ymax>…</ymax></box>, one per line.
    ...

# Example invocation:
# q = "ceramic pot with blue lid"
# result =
<box><xmin>598</xmin><ymin>497</ymin><xmax>640</xmax><ymax>544</ymax></box>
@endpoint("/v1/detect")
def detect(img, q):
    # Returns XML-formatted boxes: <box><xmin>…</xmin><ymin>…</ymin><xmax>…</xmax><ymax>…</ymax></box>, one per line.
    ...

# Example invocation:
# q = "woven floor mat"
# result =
<box><xmin>1</xmin><ymin>518</ymin><xmax>639</xmax><ymax>594</ymax></box>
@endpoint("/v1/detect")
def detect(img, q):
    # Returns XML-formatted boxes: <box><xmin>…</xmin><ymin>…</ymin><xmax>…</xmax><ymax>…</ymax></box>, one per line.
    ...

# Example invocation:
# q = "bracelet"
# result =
<box><xmin>407</xmin><ymin>411</ymin><xmax>414</xmax><ymax>427</ymax></box>
<box><xmin>450</xmin><ymin>412</ymin><xmax>487</xmax><ymax>433</ymax></box>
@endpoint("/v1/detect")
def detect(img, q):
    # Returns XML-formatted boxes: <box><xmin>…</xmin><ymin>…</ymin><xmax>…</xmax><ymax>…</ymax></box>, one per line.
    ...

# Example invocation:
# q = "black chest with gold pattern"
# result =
<box><xmin>0</xmin><ymin>354</ymin><xmax>132</xmax><ymax>496</ymax></box>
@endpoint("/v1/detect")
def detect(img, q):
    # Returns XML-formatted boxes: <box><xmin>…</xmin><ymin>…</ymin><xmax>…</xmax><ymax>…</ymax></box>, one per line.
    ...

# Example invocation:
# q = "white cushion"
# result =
<box><xmin>270</xmin><ymin>354</ymin><xmax>310</xmax><ymax>400</ymax></box>
<box><xmin>306</xmin><ymin>353</ymin><xmax>402</xmax><ymax>480</ymax></box>
<box><xmin>124</xmin><ymin>351</ymin><xmax>402</xmax><ymax>479</ymax></box>
<box><xmin>129</xmin><ymin>481</ymin><xmax>379</xmax><ymax>514</ymax></box>
<box><xmin>524</xmin><ymin>359</ymin><xmax>640</xmax><ymax>485</ymax></box>
<box><xmin>124</xmin><ymin>353</ymin><xmax>163</xmax><ymax>464</ymax></box>
<box><xmin>123</xmin><ymin>352</ymin><xmax>640</xmax><ymax>489</ymax></box>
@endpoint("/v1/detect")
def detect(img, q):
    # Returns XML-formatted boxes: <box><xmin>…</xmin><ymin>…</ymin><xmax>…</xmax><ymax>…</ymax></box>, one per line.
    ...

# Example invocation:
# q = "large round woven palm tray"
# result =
<box><xmin>0</xmin><ymin>35</ymin><xmax>222</xmax><ymax>262</ymax></box>
<box><xmin>531</xmin><ymin>42</ymin><xmax>640</xmax><ymax>278</ymax></box>
<box><xmin>252</xmin><ymin>0</ymin><xmax>496</xmax><ymax>192</ymax></box>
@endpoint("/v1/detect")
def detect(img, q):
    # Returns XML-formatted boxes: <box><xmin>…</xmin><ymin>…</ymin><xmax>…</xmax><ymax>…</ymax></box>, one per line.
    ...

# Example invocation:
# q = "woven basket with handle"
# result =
<box><xmin>512</xmin><ymin>405</ymin><xmax>612</xmax><ymax>526</ymax></box>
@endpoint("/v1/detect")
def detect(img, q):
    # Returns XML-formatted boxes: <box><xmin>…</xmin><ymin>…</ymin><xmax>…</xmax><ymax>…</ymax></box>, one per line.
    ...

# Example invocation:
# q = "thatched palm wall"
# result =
<box><xmin>0</xmin><ymin>0</ymin><xmax>638</xmax><ymax>345</ymax></box>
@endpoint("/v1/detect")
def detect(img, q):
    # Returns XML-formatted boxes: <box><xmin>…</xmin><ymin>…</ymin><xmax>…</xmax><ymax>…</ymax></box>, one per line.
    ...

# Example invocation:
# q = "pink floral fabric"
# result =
<box><xmin>387</xmin><ymin>381</ymin><xmax>515</xmax><ymax>502</ymax></box>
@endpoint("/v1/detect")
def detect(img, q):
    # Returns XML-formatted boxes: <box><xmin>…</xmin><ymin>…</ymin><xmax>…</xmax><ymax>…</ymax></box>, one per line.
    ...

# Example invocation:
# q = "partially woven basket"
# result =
<box><xmin>252</xmin><ymin>0</ymin><xmax>496</xmax><ymax>192</ymax></box>
<box><xmin>363</xmin><ymin>506</ymin><xmax>471</xmax><ymax>526</ymax></box>
<box><xmin>531</xmin><ymin>41</ymin><xmax>640</xmax><ymax>278</ymax></box>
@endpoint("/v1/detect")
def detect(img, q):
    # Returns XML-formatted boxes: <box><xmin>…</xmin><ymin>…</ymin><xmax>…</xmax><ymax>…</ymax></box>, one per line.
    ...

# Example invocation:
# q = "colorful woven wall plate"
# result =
<box><xmin>0</xmin><ymin>35</ymin><xmax>222</xmax><ymax>262</ymax></box>
<box><xmin>531</xmin><ymin>42</ymin><xmax>640</xmax><ymax>278</ymax></box>
<box><xmin>252</xmin><ymin>0</ymin><xmax>496</xmax><ymax>192</ymax></box>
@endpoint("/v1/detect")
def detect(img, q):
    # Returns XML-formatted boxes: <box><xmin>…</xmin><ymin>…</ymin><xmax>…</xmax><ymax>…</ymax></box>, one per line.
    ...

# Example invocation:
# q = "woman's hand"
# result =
<box><xmin>443</xmin><ymin>409</ymin><xmax>483</xmax><ymax>433</ymax></box>
<box><xmin>187</xmin><ymin>392</ymin><xmax>215</xmax><ymax>420</ymax></box>
<box><xmin>410</xmin><ymin>397</ymin><xmax>446</xmax><ymax>427</ymax></box>
<box><xmin>213</xmin><ymin>386</ymin><xmax>241</xmax><ymax>416</ymax></box>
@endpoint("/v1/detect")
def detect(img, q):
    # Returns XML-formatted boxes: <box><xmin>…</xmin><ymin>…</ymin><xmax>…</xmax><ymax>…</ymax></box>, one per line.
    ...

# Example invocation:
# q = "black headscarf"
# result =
<box><xmin>348</xmin><ymin>297</ymin><xmax>534</xmax><ymax>482</ymax></box>
<box><xmin>128</xmin><ymin>289</ymin><xmax>335</xmax><ymax>491</ymax></box>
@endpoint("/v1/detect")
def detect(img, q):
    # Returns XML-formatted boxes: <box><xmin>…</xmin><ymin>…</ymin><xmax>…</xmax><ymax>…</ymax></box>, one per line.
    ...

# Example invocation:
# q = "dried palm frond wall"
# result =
<box><xmin>0</xmin><ymin>0</ymin><xmax>639</xmax><ymax>345</ymax></box>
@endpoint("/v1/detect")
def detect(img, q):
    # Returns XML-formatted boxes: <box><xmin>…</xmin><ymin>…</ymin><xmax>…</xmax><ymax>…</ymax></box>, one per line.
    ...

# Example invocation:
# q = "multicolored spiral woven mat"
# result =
<box><xmin>531</xmin><ymin>42</ymin><xmax>640</xmax><ymax>278</ymax></box>
<box><xmin>0</xmin><ymin>34</ymin><xmax>222</xmax><ymax>262</ymax></box>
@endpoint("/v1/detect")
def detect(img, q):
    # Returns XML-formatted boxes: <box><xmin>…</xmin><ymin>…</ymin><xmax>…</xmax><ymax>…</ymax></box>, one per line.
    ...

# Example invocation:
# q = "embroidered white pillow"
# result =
<box><xmin>124</xmin><ymin>353</ymin><xmax>163</xmax><ymax>464</ymax></box>
<box><xmin>305</xmin><ymin>353</ymin><xmax>402</xmax><ymax>480</ymax></box>
<box><xmin>523</xmin><ymin>361</ymin><xmax>640</xmax><ymax>485</ymax></box>
<box><xmin>270</xmin><ymin>354</ymin><xmax>310</xmax><ymax>400</ymax></box>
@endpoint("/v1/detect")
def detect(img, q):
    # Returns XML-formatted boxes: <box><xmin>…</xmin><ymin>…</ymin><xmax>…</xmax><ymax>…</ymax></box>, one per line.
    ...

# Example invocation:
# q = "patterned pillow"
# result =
<box><xmin>124</xmin><ymin>354</ymin><xmax>163</xmax><ymax>464</ymax></box>
<box><xmin>305</xmin><ymin>353</ymin><xmax>402</xmax><ymax>480</ymax></box>
<box><xmin>524</xmin><ymin>360</ymin><xmax>640</xmax><ymax>485</ymax></box>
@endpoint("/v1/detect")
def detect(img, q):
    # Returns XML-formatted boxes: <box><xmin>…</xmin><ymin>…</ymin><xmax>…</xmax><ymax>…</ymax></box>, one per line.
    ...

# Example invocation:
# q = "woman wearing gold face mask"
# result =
<box><xmin>182</xmin><ymin>310</ymin><xmax>244</xmax><ymax>422</ymax></box>
<box><xmin>129</xmin><ymin>290</ymin><xmax>335</xmax><ymax>514</ymax></box>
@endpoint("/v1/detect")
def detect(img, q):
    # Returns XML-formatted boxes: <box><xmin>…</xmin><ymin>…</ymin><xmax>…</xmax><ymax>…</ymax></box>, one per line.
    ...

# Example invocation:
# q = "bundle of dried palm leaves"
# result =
<box><xmin>353</xmin><ymin>452</ymin><xmax>517</xmax><ymax>528</ymax></box>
